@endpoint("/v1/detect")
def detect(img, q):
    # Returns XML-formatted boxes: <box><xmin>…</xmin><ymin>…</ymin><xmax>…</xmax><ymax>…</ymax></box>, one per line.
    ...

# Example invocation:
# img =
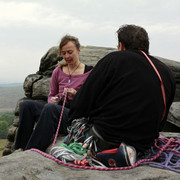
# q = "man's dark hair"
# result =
<box><xmin>117</xmin><ymin>24</ymin><xmax>149</xmax><ymax>53</ymax></box>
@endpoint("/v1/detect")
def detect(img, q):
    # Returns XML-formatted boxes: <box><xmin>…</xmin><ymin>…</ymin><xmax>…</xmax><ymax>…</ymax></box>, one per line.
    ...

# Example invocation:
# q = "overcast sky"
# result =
<box><xmin>0</xmin><ymin>0</ymin><xmax>180</xmax><ymax>83</ymax></box>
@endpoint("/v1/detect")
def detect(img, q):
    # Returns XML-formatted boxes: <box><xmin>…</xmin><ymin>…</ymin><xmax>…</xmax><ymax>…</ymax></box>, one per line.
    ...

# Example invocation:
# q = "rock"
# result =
<box><xmin>2</xmin><ymin>148</ymin><xmax>12</xmax><ymax>156</ymax></box>
<box><xmin>13</xmin><ymin>116</ymin><xmax>20</xmax><ymax>127</ymax></box>
<box><xmin>0</xmin><ymin>132</ymin><xmax>180</xmax><ymax>180</ymax></box>
<box><xmin>46</xmin><ymin>135</ymin><xmax>65</xmax><ymax>154</ymax></box>
<box><xmin>37</xmin><ymin>46</ymin><xmax>115</xmax><ymax>76</ymax></box>
<box><xmin>160</xmin><ymin>131</ymin><xmax>180</xmax><ymax>137</ymax></box>
<box><xmin>23</xmin><ymin>74</ymin><xmax>43</xmax><ymax>98</ymax></box>
<box><xmin>14</xmin><ymin>98</ymin><xmax>27</xmax><ymax>116</ymax></box>
<box><xmin>7</xmin><ymin>126</ymin><xmax>17</xmax><ymax>142</ymax></box>
<box><xmin>155</xmin><ymin>56</ymin><xmax>180</xmax><ymax>102</ymax></box>
<box><xmin>32</xmin><ymin>77</ymin><xmax>51</xmax><ymax>100</ymax></box>
<box><xmin>168</xmin><ymin>102</ymin><xmax>180</xmax><ymax>128</ymax></box>
<box><xmin>38</xmin><ymin>46</ymin><xmax>62</xmax><ymax>76</ymax></box>
<box><xmin>80</xmin><ymin>46</ymin><xmax>115</xmax><ymax>66</ymax></box>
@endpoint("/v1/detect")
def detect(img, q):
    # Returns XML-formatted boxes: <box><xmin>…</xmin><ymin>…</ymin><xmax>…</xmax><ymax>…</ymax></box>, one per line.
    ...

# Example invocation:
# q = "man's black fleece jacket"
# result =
<box><xmin>68</xmin><ymin>49</ymin><xmax>176</xmax><ymax>152</ymax></box>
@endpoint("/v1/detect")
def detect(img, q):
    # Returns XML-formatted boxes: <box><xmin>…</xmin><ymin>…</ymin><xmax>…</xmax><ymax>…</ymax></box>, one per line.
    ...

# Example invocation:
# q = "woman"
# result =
<box><xmin>14</xmin><ymin>35</ymin><xmax>93</xmax><ymax>152</ymax></box>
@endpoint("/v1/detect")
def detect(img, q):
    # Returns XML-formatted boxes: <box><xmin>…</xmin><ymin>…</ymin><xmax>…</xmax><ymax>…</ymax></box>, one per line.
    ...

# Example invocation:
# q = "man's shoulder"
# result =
<box><xmin>84</xmin><ymin>65</ymin><xmax>93</xmax><ymax>72</ymax></box>
<box><xmin>101</xmin><ymin>51</ymin><xmax>129</xmax><ymax>61</ymax></box>
<box><xmin>150</xmin><ymin>55</ymin><xmax>172</xmax><ymax>72</ymax></box>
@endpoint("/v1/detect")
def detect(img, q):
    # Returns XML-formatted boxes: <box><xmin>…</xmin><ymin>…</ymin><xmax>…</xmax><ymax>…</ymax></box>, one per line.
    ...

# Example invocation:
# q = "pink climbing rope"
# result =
<box><xmin>141</xmin><ymin>137</ymin><xmax>180</xmax><ymax>173</ymax></box>
<box><xmin>49</xmin><ymin>88</ymin><xmax>68</xmax><ymax>154</ymax></box>
<box><xmin>155</xmin><ymin>137</ymin><xmax>180</xmax><ymax>154</ymax></box>
<box><xmin>30</xmin><ymin>137</ymin><xmax>175</xmax><ymax>171</ymax></box>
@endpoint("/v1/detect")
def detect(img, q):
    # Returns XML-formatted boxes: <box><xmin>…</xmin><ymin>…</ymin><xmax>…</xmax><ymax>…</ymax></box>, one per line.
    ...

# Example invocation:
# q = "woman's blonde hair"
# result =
<box><xmin>58</xmin><ymin>35</ymin><xmax>81</xmax><ymax>67</ymax></box>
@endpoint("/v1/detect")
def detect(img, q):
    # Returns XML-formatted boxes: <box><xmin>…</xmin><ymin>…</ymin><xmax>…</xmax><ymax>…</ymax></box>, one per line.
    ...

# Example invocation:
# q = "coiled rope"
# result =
<box><xmin>50</xmin><ymin>143</ymin><xmax>87</xmax><ymax>162</ymax></box>
<box><xmin>141</xmin><ymin>137</ymin><xmax>180</xmax><ymax>173</ymax></box>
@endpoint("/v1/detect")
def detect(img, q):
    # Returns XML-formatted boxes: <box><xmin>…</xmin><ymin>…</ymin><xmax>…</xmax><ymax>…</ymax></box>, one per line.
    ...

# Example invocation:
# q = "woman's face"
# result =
<box><xmin>60</xmin><ymin>41</ymin><xmax>80</xmax><ymax>65</ymax></box>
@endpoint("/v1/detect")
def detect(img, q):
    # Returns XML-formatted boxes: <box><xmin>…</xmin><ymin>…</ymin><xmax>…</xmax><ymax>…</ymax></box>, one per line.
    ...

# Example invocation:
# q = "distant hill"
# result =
<box><xmin>0</xmin><ymin>83</ymin><xmax>23</xmax><ymax>88</ymax></box>
<box><xmin>0</xmin><ymin>84</ymin><xmax>24</xmax><ymax>114</ymax></box>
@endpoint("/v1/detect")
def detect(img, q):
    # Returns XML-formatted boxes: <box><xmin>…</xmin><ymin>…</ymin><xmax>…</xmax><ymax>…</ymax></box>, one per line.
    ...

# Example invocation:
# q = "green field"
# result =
<box><xmin>0</xmin><ymin>139</ymin><xmax>7</xmax><ymax>157</ymax></box>
<box><xmin>0</xmin><ymin>84</ymin><xmax>23</xmax><ymax>156</ymax></box>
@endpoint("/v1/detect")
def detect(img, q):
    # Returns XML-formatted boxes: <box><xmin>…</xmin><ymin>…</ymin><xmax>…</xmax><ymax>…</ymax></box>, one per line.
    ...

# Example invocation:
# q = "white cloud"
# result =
<box><xmin>147</xmin><ymin>24</ymin><xmax>180</xmax><ymax>35</ymax></box>
<box><xmin>0</xmin><ymin>1</ymin><xmax>95</xmax><ymax>30</ymax></box>
<box><xmin>0</xmin><ymin>0</ymin><xmax>180</xmax><ymax>83</ymax></box>
<box><xmin>0</xmin><ymin>2</ymin><xmax>40</xmax><ymax>27</ymax></box>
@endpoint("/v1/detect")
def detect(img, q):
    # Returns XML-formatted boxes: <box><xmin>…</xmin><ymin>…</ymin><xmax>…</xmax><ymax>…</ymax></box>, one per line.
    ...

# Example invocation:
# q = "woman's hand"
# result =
<box><xmin>63</xmin><ymin>88</ymin><xmax>77</xmax><ymax>97</ymax></box>
<box><xmin>50</xmin><ymin>96</ymin><xmax>60</xmax><ymax>104</ymax></box>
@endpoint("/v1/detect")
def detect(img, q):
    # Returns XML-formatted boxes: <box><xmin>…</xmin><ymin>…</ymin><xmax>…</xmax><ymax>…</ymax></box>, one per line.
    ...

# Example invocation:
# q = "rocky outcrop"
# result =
<box><xmin>168</xmin><ymin>102</ymin><xmax>180</xmax><ymax>128</ymax></box>
<box><xmin>0</xmin><ymin>132</ymin><xmax>180</xmax><ymax>180</ymax></box>
<box><xmin>155</xmin><ymin>56</ymin><xmax>180</xmax><ymax>102</ymax></box>
<box><xmin>2</xmin><ymin>46</ymin><xmax>180</xmax><ymax>157</ymax></box>
<box><xmin>1</xmin><ymin>150</ymin><xmax>179</xmax><ymax>180</ymax></box>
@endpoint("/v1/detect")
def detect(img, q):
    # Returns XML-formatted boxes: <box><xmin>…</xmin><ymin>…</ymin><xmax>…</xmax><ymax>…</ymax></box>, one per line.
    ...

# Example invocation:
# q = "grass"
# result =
<box><xmin>0</xmin><ymin>139</ymin><xmax>7</xmax><ymax>157</ymax></box>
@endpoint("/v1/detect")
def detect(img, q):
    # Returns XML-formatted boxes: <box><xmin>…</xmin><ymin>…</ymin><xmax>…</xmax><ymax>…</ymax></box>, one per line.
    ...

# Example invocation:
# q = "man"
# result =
<box><xmin>67</xmin><ymin>24</ymin><xmax>176</xmax><ymax>166</ymax></box>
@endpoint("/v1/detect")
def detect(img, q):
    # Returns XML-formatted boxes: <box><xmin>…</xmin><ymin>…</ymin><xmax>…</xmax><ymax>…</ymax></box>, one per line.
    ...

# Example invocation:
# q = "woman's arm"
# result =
<box><xmin>48</xmin><ymin>67</ymin><xmax>59</xmax><ymax>103</ymax></box>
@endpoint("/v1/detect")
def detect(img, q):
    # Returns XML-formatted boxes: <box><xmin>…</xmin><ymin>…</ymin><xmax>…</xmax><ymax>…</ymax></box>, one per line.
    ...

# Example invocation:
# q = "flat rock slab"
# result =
<box><xmin>168</xmin><ymin>102</ymin><xmax>180</xmax><ymax>128</ymax></box>
<box><xmin>0</xmin><ymin>150</ymin><xmax>179</xmax><ymax>180</ymax></box>
<box><xmin>0</xmin><ymin>132</ymin><xmax>180</xmax><ymax>180</ymax></box>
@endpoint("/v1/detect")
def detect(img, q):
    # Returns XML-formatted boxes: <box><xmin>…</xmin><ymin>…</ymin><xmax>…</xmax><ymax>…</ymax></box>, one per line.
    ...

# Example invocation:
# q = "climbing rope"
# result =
<box><xmin>49</xmin><ymin>88</ymin><xmax>68</xmax><ymax>154</ymax></box>
<box><xmin>140</xmin><ymin>137</ymin><xmax>180</xmax><ymax>173</ymax></box>
<box><xmin>30</xmin><ymin>137</ymin><xmax>180</xmax><ymax>171</ymax></box>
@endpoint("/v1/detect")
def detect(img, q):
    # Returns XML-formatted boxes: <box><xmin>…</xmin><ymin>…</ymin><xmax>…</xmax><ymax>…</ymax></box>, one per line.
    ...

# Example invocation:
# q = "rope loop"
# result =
<box><xmin>30</xmin><ymin>136</ymin><xmax>180</xmax><ymax>173</ymax></box>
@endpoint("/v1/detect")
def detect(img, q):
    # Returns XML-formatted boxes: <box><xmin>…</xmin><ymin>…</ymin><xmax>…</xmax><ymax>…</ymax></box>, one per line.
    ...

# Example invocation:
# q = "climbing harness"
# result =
<box><xmin>63</xmin><ymin>117</ymin><xmax>92</xmax><ymax>145</ymax></box>
<box><xmin>30</xmin><ymin>51</ymin><xmax>180</xmax><ymax>173</ymax></box>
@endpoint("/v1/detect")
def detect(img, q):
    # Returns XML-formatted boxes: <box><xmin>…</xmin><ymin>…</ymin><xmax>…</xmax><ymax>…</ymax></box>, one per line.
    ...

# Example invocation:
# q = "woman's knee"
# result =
<box><xmin>44</xmin><ymin>103</ymin><xmax>56</xmax><ymax>109</ymax></box>
<box><xmin>43</xmin><ymin>103</ymin><xmax>61</xmax><ymax>113</ymax></box>
<box><xmin>20</xmin><ymin>100</ymin><xmax>35</xmax><ymax>110</ymax></box>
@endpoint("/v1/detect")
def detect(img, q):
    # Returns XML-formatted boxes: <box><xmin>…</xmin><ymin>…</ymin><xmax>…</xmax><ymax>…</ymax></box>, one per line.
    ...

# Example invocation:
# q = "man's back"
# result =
<box><xmin>69</xmin><ymin>49</ymin><xmax>176</xmax><ymax>152</ymax></box>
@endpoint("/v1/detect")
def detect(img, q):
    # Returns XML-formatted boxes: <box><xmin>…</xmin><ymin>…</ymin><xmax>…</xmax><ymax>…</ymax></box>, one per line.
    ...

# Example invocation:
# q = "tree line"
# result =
<box><xmin>0</xmin><ymin>113</ymin><xmax>14</xmax><ymax>139</ymax></box>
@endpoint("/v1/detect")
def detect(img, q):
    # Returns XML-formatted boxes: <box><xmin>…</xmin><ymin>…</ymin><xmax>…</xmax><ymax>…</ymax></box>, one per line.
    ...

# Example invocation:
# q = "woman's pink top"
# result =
<box><xmin>48</xmin><ymin>66</ymin><xmax>92</xmax><ymax>103</ymax></box>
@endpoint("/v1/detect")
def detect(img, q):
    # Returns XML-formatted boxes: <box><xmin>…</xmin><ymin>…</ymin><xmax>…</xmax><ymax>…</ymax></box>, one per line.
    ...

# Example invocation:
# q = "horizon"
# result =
<box><xmin>0</xmin><ymin>82</ymin><xmax>23</xmax><ymax>86</ymax></box>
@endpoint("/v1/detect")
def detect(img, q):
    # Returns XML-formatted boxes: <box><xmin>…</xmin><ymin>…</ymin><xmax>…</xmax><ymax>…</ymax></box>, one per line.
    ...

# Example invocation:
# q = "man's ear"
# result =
<box><xmin>119</xmin><ymin>42</ymin><xmax>126</xmax><ymax>51</ymax></box>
